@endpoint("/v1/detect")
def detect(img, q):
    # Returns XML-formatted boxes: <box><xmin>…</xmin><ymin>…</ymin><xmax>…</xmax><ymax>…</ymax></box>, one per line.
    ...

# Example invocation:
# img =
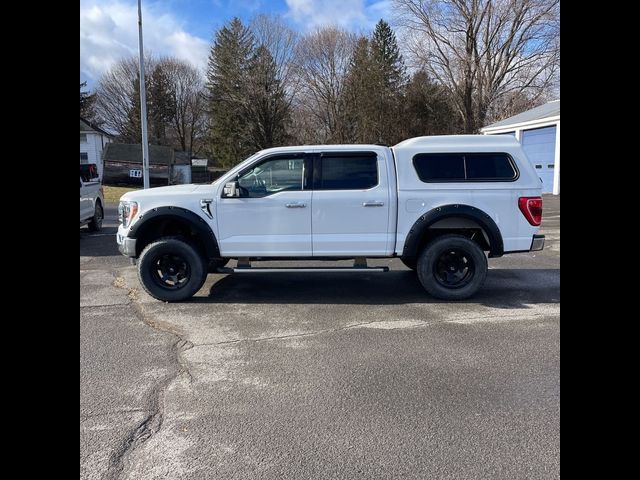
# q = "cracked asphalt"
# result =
<box><xmin>80</xmin><ymin>196</ymin><xmax>560</xmax><ymax>479</ymax></box>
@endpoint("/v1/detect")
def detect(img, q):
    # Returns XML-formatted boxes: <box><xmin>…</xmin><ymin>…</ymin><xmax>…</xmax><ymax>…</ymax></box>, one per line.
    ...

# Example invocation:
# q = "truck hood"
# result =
<box><xmin>120</xmin><ymin>184</ymin><xmax>201</xmax><ymax>202</ymax></box>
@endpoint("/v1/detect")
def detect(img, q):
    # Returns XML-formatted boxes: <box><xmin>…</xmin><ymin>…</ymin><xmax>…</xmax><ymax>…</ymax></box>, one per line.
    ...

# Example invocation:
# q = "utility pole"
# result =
<box><xmin>137</xmin><ymin>0</ymin><xmax>150</xmax><ymax>189</ymax></box>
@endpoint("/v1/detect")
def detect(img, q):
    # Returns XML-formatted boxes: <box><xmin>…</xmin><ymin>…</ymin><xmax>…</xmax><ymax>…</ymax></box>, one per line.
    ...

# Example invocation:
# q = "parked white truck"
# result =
<box><xmin>80</xmin><ymin>165</ymin><xmax>104</xmax><ymax>232</ymax></box>
<box><xmin>117</xmin><ymin>135</ymin><xmax>544</xmax><ymax>301</ymax></box>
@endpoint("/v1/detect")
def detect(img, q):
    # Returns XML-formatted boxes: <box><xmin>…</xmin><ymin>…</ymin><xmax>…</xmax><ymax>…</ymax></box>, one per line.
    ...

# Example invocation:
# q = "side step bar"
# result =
<box><xmin>222</xmin><ymin>256</ymin><xmax>389</xmax><ymax>273</ymax></box>
<box><xmin>232</xmin><ymin>267</ymin><xmax>389</xmax><ymax>273</ymax></box>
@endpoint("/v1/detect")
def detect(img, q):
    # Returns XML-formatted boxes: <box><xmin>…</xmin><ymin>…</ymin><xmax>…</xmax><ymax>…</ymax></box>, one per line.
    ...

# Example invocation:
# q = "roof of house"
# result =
<box><xmin>103</xmin><ymin>143</ymin><xmax>192</xmax><ymax>165</ymax></box>
<box><xmin>80</xmin><ymin>117</ymin><xmax>114</xmax><ymax>137</ymax></box>
<box><xmin>482</xmin><ymin>100</ymin><xmax>560</xmax><ymax>130</ymax></box>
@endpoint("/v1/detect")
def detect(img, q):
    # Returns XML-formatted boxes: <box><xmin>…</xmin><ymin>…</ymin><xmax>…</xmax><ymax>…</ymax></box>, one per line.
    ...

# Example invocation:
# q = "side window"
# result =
<box><xmin>465</xmin><ymin>153</ymin><xmax>517</xmax><ymax>180</ymax></box>
<box><xmin>413</xmin><ymin>154</ymin><xmax>465</xmax><ymax>182</ymax></box>
<box><xmin>237</xmin><ymin>156</ymin><xmax>305</xmax><ymax>198</ymax></box>
<box><xmin>413</xmin><ymin>153</ymin><xmax>517</xmax><ymax>182</ymax></box>
<box><xmin>317</xmin><ymin>154</ymin><xmax>378</xmax><ymax>190</ymax></box>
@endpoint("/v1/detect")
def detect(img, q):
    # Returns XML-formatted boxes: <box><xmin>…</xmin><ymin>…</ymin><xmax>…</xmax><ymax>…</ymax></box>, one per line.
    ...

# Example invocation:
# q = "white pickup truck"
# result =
<box><xmin>80</xmin><ymin>165</ymin><xmax>104</xmax><ymax>232</ymax></box>
<box><xmin>117</xmin><ymin>135</ymin><xmax>544</xmax><ymax>301</ymax></box>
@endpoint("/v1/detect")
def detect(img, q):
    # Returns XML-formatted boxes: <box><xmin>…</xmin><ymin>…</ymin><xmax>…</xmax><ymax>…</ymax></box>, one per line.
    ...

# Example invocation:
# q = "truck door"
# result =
<box><xmin>217</xmin><ymin>153</ymin><xmax>313</xmax><ymax>257</ymax></box>
<box><xmin>311</xmin><ymin>151</ymin><xmax>390</xmax><ymax>256</ymax></box>
<box><xmin>79</xmin><ymin>178</ymin><xmax>93</xmax><ymax>221</ymax></box>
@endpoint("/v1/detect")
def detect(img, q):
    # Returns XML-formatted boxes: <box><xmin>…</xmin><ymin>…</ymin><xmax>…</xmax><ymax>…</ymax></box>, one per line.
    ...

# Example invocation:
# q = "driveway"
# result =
<box><xmin>80</xmin><ymin>195</ymin><xmax>559</xmax><ymax>479</ymax></box>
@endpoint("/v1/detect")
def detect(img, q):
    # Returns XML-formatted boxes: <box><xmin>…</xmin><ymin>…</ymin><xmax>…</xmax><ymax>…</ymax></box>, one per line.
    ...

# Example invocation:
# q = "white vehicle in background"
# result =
<box><xmin>80</xmin><ymin>164</ymin><xmax>104</xmax><ymax>232</ymax></box>
<box><xmin>116</xmin><ymin>135</ymin><xmax>544</xmax><ymax>302</ymax></box>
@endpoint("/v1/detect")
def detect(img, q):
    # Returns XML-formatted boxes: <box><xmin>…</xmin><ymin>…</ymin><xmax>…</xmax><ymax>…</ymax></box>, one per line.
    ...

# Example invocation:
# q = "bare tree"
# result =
<box><xmin>250</xmin><ymin>14</ymin><xmax>300</xmax><ymax>97</ymax></box>
<box><xmin>93</xmin><ymin>56</ymin><xmax>155</xmax><ymax>139</ymax></box>
<box><xmin>394</xmin><ymin>0</ymin><xmax>560</xmax><ymax>132</ymax></box>
<box><xmin>94</xmin><ymin>55</ymin><xmax>206</xmax><ymax>154</ymax></box>
<box><xmin>292</xmin><ymin>27</ymin><xmax>357</xmax><ymax>143</ymax></box>
<box><xmin>162</xmin><ymin>59</ymin><xmax>207</xmax><ymax>156</ymax></box>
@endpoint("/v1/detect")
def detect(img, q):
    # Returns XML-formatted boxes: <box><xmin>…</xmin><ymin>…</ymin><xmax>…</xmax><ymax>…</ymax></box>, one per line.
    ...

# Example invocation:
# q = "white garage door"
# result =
<box><xmin>521</xmin><ymin>126</ymin><xmax>557</xmax><ymax>194</ymax></box>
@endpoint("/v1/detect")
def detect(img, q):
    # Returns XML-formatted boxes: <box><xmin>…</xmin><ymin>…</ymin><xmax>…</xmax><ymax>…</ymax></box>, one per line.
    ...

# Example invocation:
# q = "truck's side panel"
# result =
<box><xmin>80</xmin><ymin>178</ymin><xmax>100</xmax><ymax>222</ymax></box>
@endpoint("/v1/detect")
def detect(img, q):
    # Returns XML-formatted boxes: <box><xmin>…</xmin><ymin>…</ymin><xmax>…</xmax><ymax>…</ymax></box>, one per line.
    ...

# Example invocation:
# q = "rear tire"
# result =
<box><xmin>137</xmin><ymin>237</ymin><xmax>207</xmax><ymax>302</ymax></box>
<box><xmin>87</xmin><ymin>202</ymin><xmax>103</xmax><ymax>232</ymax></box>
<box><xmin>416</xmin><ymin>234</ymin><xmax>487</xmax><ymax>300</ymax></box>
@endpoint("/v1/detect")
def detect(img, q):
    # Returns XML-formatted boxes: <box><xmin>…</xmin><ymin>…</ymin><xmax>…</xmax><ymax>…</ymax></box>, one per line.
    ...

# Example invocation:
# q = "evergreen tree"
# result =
<box><xmin>122</xmin><ymin>74</ymin><xmax>142</xmax><ymax>143</ymax></box>
<box><xmin>245</xmin><ymin>45</ymin><xmax>291</xmax><ymax>150</ymax></box>
<box><xmin>206</xmin><ymin>18</ymin><xmax>255</xmax><ymax>168</ymax></box>
<box><xmin>369</xmin><ymin>19</ymin><xmax>406</xmax><ymax>144</ymax></box>
<box><xmin>402</xmin><ymin>70</ymin><xmax>462</xmax><ymax>137</ymax></box>
<box><xmin>343</xmin><ymin>37</ymin><xmax>376</xmax><ymax>143</ymax></box>
<box><xmin>80</xmin><ymin>81</ymin><xmax>95</xmax><ymax>118</ymax></box>
<box><xmin>147</xmin><ymin>64</ymin><xmax>176</xmax><ymax>145</ymax></box>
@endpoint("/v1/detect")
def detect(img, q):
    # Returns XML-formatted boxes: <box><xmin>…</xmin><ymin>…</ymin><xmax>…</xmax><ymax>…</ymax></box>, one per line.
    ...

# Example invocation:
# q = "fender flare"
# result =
<box><xmin>127</xmin><ymin>206</ymin><xmax>220</xmax><ymax>259</ymax></box>
<box><xmin>402</xmin><ymin>204</ymin><xmax>504</xmax><ymax>258</ymax></box>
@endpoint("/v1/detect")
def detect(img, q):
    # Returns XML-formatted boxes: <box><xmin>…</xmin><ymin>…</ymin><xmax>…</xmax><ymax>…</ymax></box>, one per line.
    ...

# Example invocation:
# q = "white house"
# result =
<box><xmin>80</xmin><ymin>117</ymin><xmax>114</xmax><ymax>179</ymax></box>
<box><xmin>481</xmin><ymin>100</ymin><xmax>559</xmax><ymax>194</ymax></box>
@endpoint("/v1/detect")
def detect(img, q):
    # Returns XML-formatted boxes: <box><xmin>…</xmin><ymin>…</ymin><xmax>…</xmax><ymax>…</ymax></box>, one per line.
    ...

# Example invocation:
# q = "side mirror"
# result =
<box><xmin>223</xmin><ymin>181</ymin><xmax>240</xmax><ymax>198</ymax></box>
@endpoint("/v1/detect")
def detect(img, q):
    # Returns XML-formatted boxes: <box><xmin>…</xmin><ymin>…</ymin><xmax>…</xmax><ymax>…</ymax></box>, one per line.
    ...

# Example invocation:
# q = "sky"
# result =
<box><xmin>80</xmin><ymin>0</ymin><xmax>394</xmax><ymax>89</ymax></box>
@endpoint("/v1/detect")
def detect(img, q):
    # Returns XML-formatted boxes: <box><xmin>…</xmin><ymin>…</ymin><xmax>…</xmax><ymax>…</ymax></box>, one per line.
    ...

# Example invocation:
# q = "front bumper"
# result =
<box><xmin>530</xmin><ymin>234</ymin><xmax>545</xmax><ymax>251</ymax></box>
<box><xmin>117</xmin><ymin>232</ymin><xmax>137</xmax><ymax>257</ymax></box>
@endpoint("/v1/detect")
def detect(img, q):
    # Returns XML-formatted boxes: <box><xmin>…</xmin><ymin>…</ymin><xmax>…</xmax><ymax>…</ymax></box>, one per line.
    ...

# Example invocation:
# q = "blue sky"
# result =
<box><xmin>80</xmin><ymin>0</ymin><xmax>394</xmax><ymax>88</ymax></box>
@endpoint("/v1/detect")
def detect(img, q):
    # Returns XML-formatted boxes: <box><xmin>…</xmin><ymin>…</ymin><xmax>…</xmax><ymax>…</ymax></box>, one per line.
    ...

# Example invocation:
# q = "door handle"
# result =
<box><xmin>285</xmin><ymin>202</ymin><xmax>306</xmax><ymax>208</ymax></box>
<box><xmin>363</xmin><ymin>201</ymin><xmax>384</xmax><ymax>207</ymax></box>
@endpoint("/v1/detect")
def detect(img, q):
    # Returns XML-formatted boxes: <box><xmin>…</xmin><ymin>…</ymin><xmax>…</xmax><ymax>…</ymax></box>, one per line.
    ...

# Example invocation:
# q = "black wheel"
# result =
<box><xmin>87</xmin><ymin>202</ymin><xmax>103</xmax><ymax>232</ymax></box>
<box><xmin>400</xmin><ymin>257</ymin><xmax>417</xmax><ymax>270</ymax></box>
<box><xmin>137</xmin><ymin>238</ymin><xmax>207</xmax><ymax>302</ymax></box>
<box><xmin>416</xmin><ymin>234</ymin><xmax>487</xmax><ymax>300</ymax></box>
<box><xmin>208</xmin><ymin>258</ymin><xmax>230</xmax><ymax>273</ymax></box>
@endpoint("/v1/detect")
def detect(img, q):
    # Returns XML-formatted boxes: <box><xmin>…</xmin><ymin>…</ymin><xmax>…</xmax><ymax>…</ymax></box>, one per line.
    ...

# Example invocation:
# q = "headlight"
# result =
<box><xmin>118</xmin><ymin>201</ymin><xmax>139</xmax><ymax>227</ymax></box>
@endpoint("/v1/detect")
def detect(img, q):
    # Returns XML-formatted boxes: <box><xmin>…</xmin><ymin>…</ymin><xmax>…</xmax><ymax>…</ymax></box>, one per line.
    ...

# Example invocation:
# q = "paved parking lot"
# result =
<box><xmin>80</xmin><ymin>196</ymin><xmax>559</xmax><ymax>479</ymax></box>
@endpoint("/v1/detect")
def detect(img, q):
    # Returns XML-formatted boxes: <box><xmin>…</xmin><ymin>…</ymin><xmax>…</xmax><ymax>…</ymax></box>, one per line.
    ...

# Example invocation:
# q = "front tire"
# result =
<box><xmin>87</xmin><ymin>202</ymin><xmax>103</xmax><ymax>232</ymax></box>
<box><xmin>208</xmin><ymin>258</ymin><xmax>230</xmax><ymax>272</ymax></box>
<box><xmin>137</xmin><ymin>238</ymin><xmax>207</xmax><ymax>302</ymax></box>
<box><xmin>416</xmin><ymin>234</ymin><xmax>487</xmax><ymax>300</ymax></box>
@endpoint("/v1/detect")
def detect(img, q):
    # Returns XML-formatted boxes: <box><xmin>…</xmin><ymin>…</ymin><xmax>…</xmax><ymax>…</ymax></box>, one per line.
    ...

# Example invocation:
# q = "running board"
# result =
<box><xmin>231</xmin><ymin>266</ymin><xmax>389</xmax><ymax>273</ymax></box>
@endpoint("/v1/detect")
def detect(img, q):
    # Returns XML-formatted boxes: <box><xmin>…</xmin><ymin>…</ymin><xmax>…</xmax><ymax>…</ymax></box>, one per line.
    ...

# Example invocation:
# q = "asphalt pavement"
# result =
<box><xmin>80</xmin><ymin>196</ymin><xmax>560</xmax><ymax>479</ymax></box>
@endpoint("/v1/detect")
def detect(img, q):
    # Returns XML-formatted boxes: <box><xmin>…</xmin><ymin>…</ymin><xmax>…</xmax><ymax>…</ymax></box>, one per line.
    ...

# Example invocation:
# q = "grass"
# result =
<box><xmin>103</xmin><ymin>185</ymin><xmax>140</xmax><ymax>203</ymax></box>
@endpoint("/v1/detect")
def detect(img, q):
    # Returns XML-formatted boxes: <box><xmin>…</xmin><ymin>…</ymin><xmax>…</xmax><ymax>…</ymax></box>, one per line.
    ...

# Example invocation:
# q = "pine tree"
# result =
<box><xmin>206</xmin><ymin>18</ymin><xmax>255</xmax><ymax>168</ymax></box>
<box><xmin>80</xmin><ymin>81</ymin><xmax>95</xmax><ymax>118</ymax></box>
<box><xmin>245</xmin><ymin>45</ymin><xmax>290</xmax><ymax>150</ymax></box>
<box><xmin>369</xmin><ymin>20</ymin><xmax>406</xmax><ymax>144</ymax></box>
<box><xmin>147</xmin><ymin>64</ymin><xmax>176</xmax><ymax>145</ymax></box>
<box><xmin>122</xmin><ymin>74</ymin><xmax>142</xmax><ymax>143</ymax></box>
<box><xmin>402</xmin><ymin>70</ymin><xmax>462</xmax><ymax>137</ymax></box>
<box><xmin>343</xmin><ymin>37</ymin><xmax>376</xmax><ymax>143</ymax></box>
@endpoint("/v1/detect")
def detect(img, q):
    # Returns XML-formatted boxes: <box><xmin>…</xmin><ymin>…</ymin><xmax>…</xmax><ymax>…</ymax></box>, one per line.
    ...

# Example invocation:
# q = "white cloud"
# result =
<box><xmin>80</xmin><ymin>1</ymin><xmax>209</xmax><ymax>84</ymax></box>
<box><xmin>284</xmin><ymin>0</ymin><xmax>393</xmax><ymax>32</ymax></box>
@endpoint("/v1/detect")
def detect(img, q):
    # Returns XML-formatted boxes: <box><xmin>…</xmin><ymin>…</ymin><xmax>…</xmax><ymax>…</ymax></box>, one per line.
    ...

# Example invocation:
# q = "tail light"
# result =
<box><xmin>518</xmin><ymin>197</ymin><xmax>543</xmax><ymax>226</ymax></box>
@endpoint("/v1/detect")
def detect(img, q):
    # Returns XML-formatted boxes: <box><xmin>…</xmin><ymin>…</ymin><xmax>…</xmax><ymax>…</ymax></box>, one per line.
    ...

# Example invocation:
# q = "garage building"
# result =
<box><xmin>481</xmin><ymin>100</ymin><xmax>559</xmax><ymax>194</ymax></box>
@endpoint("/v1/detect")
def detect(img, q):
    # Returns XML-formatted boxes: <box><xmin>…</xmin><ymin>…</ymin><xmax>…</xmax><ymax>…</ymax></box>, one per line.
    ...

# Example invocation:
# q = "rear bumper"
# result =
<box><xmin>530</xmin><ymin>234</ymin><xmax>545</xmax><ymax>251</ymax></box>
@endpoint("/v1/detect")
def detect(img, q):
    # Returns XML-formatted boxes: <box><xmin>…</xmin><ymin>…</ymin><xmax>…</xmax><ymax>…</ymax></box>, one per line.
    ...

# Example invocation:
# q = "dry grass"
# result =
<box><xmin>103</xmin><ymin>185</ymin><xmax>140</xmax><ymax>203</ymax></box>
